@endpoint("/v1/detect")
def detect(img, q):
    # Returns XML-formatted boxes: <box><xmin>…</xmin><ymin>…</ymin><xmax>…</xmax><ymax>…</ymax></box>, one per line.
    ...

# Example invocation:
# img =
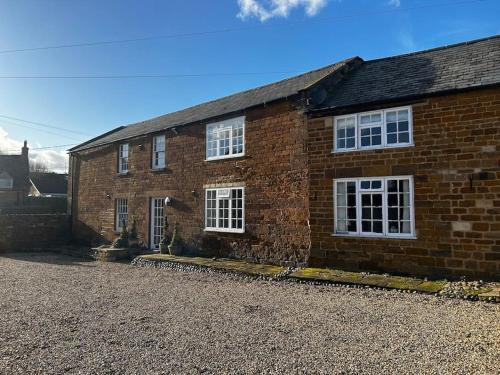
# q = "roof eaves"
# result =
<box><xmin>69</xmin><ymin>126</ymin><xmax>126</xmax><ymax>153</ymax></box>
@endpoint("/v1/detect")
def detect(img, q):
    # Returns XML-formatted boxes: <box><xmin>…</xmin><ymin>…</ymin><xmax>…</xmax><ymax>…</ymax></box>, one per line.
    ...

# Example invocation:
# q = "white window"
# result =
<box><xmin>334</xmin><ymin>176</ymin><xmax>415</xmax><ymax>238</ymax></box>
<box><xmin>150</xmin><ymin>198</ymin><xmax>164</xmax><ymax>250</ymax></box>
<box><xmin>206</xmin><ymin>116</ymin><xmax>245</xmax><ymax>160</ymax></box>
<box><xmin>118</xmin><ymin>144</ymin><xmax>129</xmax><ymax>173</ymax></box>
<box><xmin>152</xmin><ymin>135</ymin><xmax>166</xmax><ymax>169</ymax></box>
<box><xmin>0</xmin><ymin>171</ymin><xmax>13</xmax><ymax>189</ymax></box>
<box><xmin>116</xmin><ymin>198</ymin><xmax>128</xmax><ymax>232</ymax></box>
<box><xmin>205</xmin><ymin>187</ymin><xmax>244</xmax><ymax>233</ymax></box>
<box><xmin>334</xmin><ymin>106</ymin><xmax>412</xmax><ymax>152</ymax></box>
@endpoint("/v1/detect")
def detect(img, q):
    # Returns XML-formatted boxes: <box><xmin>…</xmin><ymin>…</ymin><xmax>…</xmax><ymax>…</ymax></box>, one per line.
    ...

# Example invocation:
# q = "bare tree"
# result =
<box><xmin>30</xmin><ymin>160</ymin><xmax>50</xmax><ymax>173</ymax></box>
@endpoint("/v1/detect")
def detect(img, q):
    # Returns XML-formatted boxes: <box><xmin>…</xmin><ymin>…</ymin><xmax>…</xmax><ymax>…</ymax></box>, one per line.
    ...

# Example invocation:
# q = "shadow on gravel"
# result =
<box><xmin>0</xmin><ymin>251</ymin><xmax>96</xmax><ymax>267</ymax></box>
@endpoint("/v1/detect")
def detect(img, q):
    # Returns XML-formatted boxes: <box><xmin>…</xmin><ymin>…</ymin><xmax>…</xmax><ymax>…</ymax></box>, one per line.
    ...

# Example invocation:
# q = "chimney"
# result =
<box><xmin>22</xmin><ymin>140</ymin><xmax>29</xmax><ymax>158</ymax></box>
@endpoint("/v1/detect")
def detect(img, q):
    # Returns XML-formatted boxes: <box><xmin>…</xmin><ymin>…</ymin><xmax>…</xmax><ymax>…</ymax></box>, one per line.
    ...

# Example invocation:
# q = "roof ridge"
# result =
<box><xmin>366</xmin><ymin>34</ymin><xmax>500</xmax><ymax>63</ymax></box>
<box><xmin>129</xmin><ymin>57</ymin><xmax>358</xmax><ymax>127</ymax></box>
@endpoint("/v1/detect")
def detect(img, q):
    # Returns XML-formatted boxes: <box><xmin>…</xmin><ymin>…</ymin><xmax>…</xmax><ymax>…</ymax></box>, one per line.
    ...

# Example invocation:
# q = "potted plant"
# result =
<box><xmin>159</xmin><ymin>216</ymin><xmax>170</xmax><ymax>254</ymax></box>
<box><xmin>168</xmin><ymin>222</ymin><xmax>183</xmax><ymax>256</ymax></box>
<box><xmin>112</xmin><ymin>219</ymin><xmax>129</xmax><ymax>248</ymax></box>
<box><xmin>128</xmin><ymin>217</ymin><xmax>139</xmax><ymax>248</ymax></box>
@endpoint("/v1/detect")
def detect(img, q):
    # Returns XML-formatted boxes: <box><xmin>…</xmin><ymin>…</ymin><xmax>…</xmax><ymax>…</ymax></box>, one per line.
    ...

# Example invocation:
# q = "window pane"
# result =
<box><xmin>387</xmin><ymin>134</ymin><xmax>397</xmax><ymax>144</ymax></box>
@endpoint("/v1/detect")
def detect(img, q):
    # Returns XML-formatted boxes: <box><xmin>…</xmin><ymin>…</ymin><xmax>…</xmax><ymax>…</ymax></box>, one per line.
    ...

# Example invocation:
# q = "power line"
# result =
<box><xmin>0</xmin><ymin>114</ymin><xmax>92</xmax><ymax>136</ymax></box>
<box><xmin>0</xmin><ymin>120</ymin><xmax>86</xmax><ymax>142</ymax></box>
<box><xmin>1</xmin><ymin>144</ymin><xmax>77</xmax><ymax>152</ymax></box>
<box><xmin>0</xmin><ymin>71</ymin><xmax>301</xmax><ymax>80</ymax></box>
<box><xmin>0</xmin><ymin>0</ymin><xmax>488</xmax><ymax>55</ymax></box>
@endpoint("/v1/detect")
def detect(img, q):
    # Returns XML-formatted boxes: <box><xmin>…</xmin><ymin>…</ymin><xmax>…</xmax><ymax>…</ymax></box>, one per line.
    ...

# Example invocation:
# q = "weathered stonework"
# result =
<box><xmin>307</xmin><ymin>88</ymin><xmax>500</xmax><ymax>279</ymax></box>
<box><xmin>69</xmin><ymin>101</ymin><xmax>311</xmax><ymax>265</ymax></box>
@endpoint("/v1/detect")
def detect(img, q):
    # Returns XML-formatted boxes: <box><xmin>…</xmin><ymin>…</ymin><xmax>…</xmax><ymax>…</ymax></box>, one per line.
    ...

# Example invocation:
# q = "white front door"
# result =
<box><xmin>150</xmin><ymin>198</ymin><xmax>164</xmax><ymax>250</ymax></box>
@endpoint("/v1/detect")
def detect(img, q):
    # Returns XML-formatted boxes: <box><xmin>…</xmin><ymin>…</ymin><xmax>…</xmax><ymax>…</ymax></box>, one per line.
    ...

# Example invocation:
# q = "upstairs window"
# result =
<box><xmin>206</xmin><ymin>116</ymin><xmax>245</xmax><ymax>160</ymax></box>
<box><xmin>205</xmin><ymin>187</ymin><xmax>244</xmax><ymax>233</ymax></box>
<box><xmin>0</xmin><ymin>171</ymin><xmax>13</xmax><ymax>189</ymax></box>
<box><xmin>334</xmin><ymin>176</ymin><xmax>414</xmax><ymax>238</ymax></box>
<box><xmin>152</xmin><ymin>135</ymin><xmax>166</xmax><ymax>169</ymax></box>
<box><xmin>118</xmin><ymin>144</ymin><xmax>129</xmax><ymax>173</ymax></box>
<box><xmin>115</xmin><ymin>198</ymin><xmax>128</xmax><ymax>232</ymax></box>
<box><xmin>334</xmin><ymin>106</ymin><xmax>412</xmax><ymax>152</ymax></box>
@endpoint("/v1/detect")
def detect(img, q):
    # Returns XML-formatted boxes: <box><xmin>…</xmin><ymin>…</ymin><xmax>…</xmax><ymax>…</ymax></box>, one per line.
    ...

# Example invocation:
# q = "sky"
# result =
<box><xmin>0</xmin><ymin>0</ymin><xmax>498</xmax><ymax>172</ymax></box>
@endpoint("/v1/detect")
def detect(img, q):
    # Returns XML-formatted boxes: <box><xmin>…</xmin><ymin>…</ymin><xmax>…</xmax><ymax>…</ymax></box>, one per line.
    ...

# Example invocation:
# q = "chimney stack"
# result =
<box><xmin>22</xmin><ymin>140</ymin><xmax>29</xmax><ymax>158</ymax></box>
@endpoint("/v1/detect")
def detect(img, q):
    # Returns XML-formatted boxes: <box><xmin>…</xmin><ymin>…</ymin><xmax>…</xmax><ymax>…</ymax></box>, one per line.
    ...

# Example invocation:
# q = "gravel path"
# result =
<box><xmin>0</xmin><ymin>253</ymin><xmax>498</xmax><ymax>375</ymax></box>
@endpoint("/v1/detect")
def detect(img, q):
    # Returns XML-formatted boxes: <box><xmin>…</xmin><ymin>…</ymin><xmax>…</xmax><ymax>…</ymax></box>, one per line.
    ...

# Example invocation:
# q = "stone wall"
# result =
<box><xmin>70</xmin><ymin>100</ymin><xmax>311</xmax><ymax>265</ymax></box>
<box><xmin>0</xmin><ymin>214</ymin><xmax>71</xmax><ymax>252</ymax></box>
<box><xmin>307</xmin><ymin>87</ymin><xmax>500</xmax><ymax>280</ymax></box>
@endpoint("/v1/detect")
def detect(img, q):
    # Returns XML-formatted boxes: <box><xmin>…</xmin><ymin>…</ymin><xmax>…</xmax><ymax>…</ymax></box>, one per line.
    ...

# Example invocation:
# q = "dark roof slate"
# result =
<box><xmin>30</xmin><ymin>172</ymin><xmax>68</xmax><ymax>195</ymax></box>
<box><xmin>0</xmin><ymin>154</ymin><xmax>30</xmax><ymax>190</ymax></box>
<box><xmin>314</xmin><ymin>35</ymin><xmax>500</xmax><ymax>111</ymax></box>
<box><xmin>70</xmin><ymin>58</ymin><xmax>356</xmax><ymax>152</ymax></box>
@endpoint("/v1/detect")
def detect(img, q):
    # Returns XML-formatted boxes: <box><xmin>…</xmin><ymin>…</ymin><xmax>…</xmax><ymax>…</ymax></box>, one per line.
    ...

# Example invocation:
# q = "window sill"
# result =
<box><xmin>205</xmin><ymin>153</ymin><xmax>246</xmax><ymax>162</ymax></box>
<box><xmin>117</xmin><ymin>172</ymin><xmax>130</xmax><ymax>177</ymax></box>
<box><xmin>204</xmin><ymin>228</ymin><xmax>245</xmax><ymax>234</ymax></box>
<box><xmin>331</xmin><ymin>143</ymin><xmax>414</xmax><ymax>154</ymax></box>
<box><xmin>151</xmin><ymin>167</ymin><xmax>167</xmax><ymax>172</ymax></box>
<box><xmin>331</xmin><ymin>233</ymin><xmax>416</xmax><ymax>240</ymax></box>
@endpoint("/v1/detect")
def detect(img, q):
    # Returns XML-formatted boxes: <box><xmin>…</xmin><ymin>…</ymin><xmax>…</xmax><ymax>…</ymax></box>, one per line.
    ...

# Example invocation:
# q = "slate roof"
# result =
<box><xmin>69</xmin><ymin>58</ymin><xmax>357</xmax><ymax>152</ymax></box>
<box><xmin>314</xmin><ymin>35</ymin><xmax>500</xmax><ymax>111</ymax></box>
<box><xmin>30</xmin><ymin>172</ymin><xmax>68</xmax><ymax>195</ymax></box>
<box><xmin>0</xmin><ymin>154</ymin><xmax>30</xmax><ymax>190</ymax></box>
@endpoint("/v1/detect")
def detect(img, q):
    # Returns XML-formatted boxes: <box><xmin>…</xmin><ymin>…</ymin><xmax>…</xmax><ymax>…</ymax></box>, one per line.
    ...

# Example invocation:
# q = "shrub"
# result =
<box><xmin>112</xmin><ymin>219</ymin><xmax>129</xmax><ymax>248</ymax></box>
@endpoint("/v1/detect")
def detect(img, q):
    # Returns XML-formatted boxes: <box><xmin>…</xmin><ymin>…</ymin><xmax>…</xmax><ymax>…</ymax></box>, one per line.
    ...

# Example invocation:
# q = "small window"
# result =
<box><xmin>118</xmin><ymin>144</ymin><xmax>129</xmax><ymax>173</ymax></box>
<box><xmin>0</xmin><ymin>171</ymin><xmax>13</xmax><ymax>189</ymax></box>
<box><xmin>116</xmin><ymin>198</ymin><xmax>128</xmax><ymax>232</ymax></box>
<box><xmin>333</xmin><ymin>106</ymin><xmax>412</xmax><ymax>152</ymax></box>
<box><xmin>206</xmin><ymin>117</ymin><xmax>245</xmax><ymax>160</ymax></box>
<box><xmin>152</xmin><ymin>135</ymin><xmax>166</xmax><ymax>169</ymax></box>
<box><xmin>205</xmin><ymin>187</ymin><xmax>244</xmax><ymax>233</ymax></box>
<box><xmin>334</xmin><ymin>176</ymin><xmax>414</xmax><ymax>238</ymax></box>
<box><xmin>335</xmin><ymin>115</ymin><xmax>356</xmax><ymax>151</ymax></box>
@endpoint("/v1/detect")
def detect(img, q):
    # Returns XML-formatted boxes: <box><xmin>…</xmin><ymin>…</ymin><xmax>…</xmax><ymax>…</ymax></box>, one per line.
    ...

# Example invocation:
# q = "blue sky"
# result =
<box><xmin>0</xmin><ymin>0</ymin><xmax>498</xmax><ymax>171</ymax></box>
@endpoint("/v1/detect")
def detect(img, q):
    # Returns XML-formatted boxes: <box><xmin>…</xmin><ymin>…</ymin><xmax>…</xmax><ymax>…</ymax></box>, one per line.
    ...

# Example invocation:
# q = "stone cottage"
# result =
<box><xmin>68</xmin><ymin>36</ymin><xmax>500</xmax><ymax>279</ymax></box>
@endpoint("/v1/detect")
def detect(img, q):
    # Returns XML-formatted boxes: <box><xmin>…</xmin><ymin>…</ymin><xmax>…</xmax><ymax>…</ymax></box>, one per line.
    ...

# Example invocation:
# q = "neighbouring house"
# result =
<box><xmin>30</xmin><ymin>172</ymin><xmax>68</xmax><ymax>198</ymax></box>
<box><xmin>0</xmin><ymin>141</ymin><xmax>30</xmax><ymax>209</ymax></box>
<box><xmin>68</xmin><ymin>36</ymin><xmax>500</xmax><ymax>279</ymax></box>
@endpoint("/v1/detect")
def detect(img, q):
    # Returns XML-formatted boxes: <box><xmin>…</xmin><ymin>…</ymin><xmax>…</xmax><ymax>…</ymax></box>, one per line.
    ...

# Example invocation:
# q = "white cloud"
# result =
<box><xmin>0</xmin><ymin>127</ymin><xmax>68</xmax><ymax>173</ymax></box>
<box><xmin>237</xmin><ymin>0</ymin><xmax>329</xmax><ymax>22</ymax></box>
<box><xmin>387</xmin><ymin>0</ymin><xmax>401</xmax><ymax>7</ymax></box>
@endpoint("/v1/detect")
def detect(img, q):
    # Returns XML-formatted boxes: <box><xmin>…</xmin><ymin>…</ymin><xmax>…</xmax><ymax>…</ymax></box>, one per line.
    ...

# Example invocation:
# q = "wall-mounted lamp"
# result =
<box><xmin>138</xmin><ymin>144</ymin><xmax>145</xmax><ymax>151</ymax></box>
<box><xmin>165</xmin><ymin>196</ymin><xmax>172</xmax><ymax>206</ymax></box>
<box><xmin>105</xmin><ymin>192</ymin><xmax>111</xmax><ymax>199</ymax></box>
<box><xmin>171</xmin><ymin>127</ymin><xmax>178</xmax><ymax>135</ymax></box>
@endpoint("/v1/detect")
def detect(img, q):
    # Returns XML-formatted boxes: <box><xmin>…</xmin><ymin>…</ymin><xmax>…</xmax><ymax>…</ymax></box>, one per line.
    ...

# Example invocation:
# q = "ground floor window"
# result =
<box><xmin>151</xmin><ymin>198</ymin><xmax>164</xmax><ymax>250</ymax></box>
<box><xmin>333</xmin><ymin>176</ymin><xmax>414</xmax><ymax>238</ymax></box>
<box><xmin>205</xmin><ymin>187</ymin><xmax>244</xmax><ymax>233</ymax></box>
<box><xmin>116</xmin><ymin>198</ymin><xmax>128</xmax><ymax>232</ymax></box>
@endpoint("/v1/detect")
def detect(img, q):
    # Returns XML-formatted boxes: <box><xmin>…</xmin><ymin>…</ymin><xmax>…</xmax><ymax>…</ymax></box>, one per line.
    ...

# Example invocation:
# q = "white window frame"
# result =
<box><xmin>118</xmin><ymin>143</ymin><xmax>129</xmax><ymax>174</ymax></box>
<box><xmin>333</xmin><ymin>106</ymin><xmax>413</xmax><ymax>153</ymax></box>
<box><xmin>204</xmin><ymin>186</ymin><xmax>245</xmax><ymax>233</ymax></box>
<box><xmin>333</xmin><ymin>176</ymin><xmax>415</xmax><ymax>239</ymax></box>
<box><xmin>115</xmin><ymin>198</ymin><xmax>128</xmax><ymax>232</ymax></box>
<box><xmin>206</xmin><ymin>116</ymin><xmax>245</xmax><ymax>161</ymax></box>
<box><xmin>0</xmin><ymin>171</ymin><xmax>13</xmax><ymax>189</ymax></box>
<box><xmin>150</xmin><ymin>197</ymin><xmax>164</xmax><ymax>250</ymax></box>
<box><xmin>152</xmin><ymin>135</ymin><xmax>166</xmax><ymax>169</ymax></box>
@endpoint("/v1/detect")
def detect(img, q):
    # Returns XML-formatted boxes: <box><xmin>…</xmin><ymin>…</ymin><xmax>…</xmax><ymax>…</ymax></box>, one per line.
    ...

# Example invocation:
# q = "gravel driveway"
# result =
<box><xmin>0</xmin><ymin>253</ymin><xmax>498</xmax><ymax>374</ymax></box>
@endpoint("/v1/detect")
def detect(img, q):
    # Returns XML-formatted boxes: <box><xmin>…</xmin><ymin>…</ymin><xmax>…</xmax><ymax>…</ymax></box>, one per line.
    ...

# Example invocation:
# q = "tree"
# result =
<box><xmin>30</xmin><ymin>160</ymin><xmax>50</xmax><ymax>173</ymax></box>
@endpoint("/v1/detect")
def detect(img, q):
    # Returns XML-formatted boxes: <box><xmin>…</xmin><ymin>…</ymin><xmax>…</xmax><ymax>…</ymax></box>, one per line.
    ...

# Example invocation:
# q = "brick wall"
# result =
<box><xmin>70</xmin><ymin>101</ymin><xmax>311</xmax><ymax>265</ymax></box>
<box><xmin>307</xmin><ymin>87</ymin><xmax>500</xmax><ymax>279</ymax></box>
<box><xmin>0</xmin><ymin>214</ymin><xmax>71</xmax><ymax>252</ymax></box>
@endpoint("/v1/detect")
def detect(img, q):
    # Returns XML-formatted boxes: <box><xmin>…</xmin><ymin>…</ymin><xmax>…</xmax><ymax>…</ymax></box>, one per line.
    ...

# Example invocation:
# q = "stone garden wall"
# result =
<box><xmin>0</xmin><ymin>214</ymin><xmax>71</xmax><ymax>252</ymax></box>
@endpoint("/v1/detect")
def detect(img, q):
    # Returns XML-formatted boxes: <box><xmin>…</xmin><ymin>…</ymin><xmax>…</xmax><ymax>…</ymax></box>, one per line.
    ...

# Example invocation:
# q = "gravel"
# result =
<box><xmin>0</xmin><ymin>253</ymin><xmax>498</xmax><ymax>375</ymax></box>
